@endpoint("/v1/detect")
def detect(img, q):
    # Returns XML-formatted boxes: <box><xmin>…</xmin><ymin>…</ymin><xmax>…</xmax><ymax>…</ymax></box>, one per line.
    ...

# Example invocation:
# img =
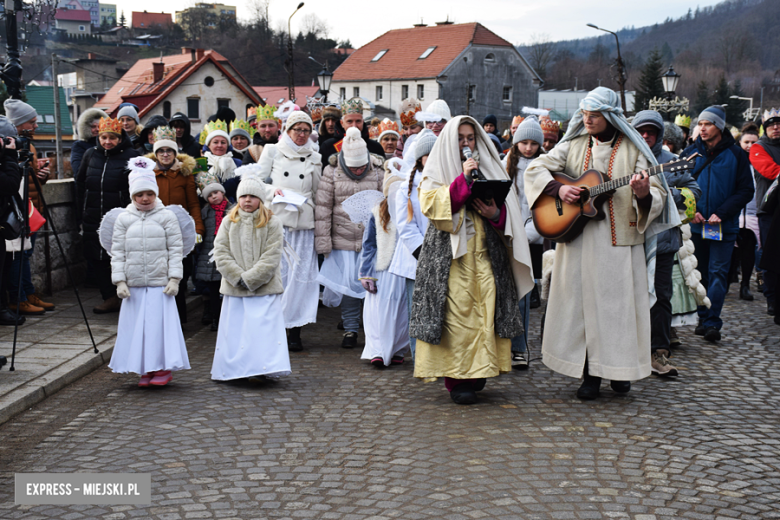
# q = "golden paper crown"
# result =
<box><xmin>98</xmin><ymin>117</ymin><xmax>122</xmax><ymax>135</ymax></box>
<box><xmin>153</xmin><ymin>125</ymin><xmax>177</xmax><ymax>142</ymax></box>
<box><xmin>230</xmin><ymin>119</ymin><xmax>256</xmax><ymax>138</ymax></box>
<box><xmin>368</xmin><ymin>125</ymin><xmax>380</xmax><ymax>140</ymax></box>
<box><xmin>247</xmin><ymin>106</ymin><xmax>257</xmax><ymax>119</ymax></box>
<box><xmin>199</xmin><ymin>120</ymin><xmax>228</xmax><ymax>145</ymax></box>
<box><xmin>674</xmin><ymin>114</ymin><xmax>692</xmax><ymax>128</ymax></box>
<box><xmin>256</xmin><ymin>104</ymin><xmax>278</xmax><ymax>122</ymax></box>
<box><xmin>540</xmin><ymin>119</ymin><xmax>560</xmax><ymax>140</ymax></box>
<box><xmin>342</xmin><ymin>97</ymin><xmax>364</xmax><ymax>115</ymax></box>
<box><xmin>310</xmin><ymin>105</ymin><xmax>323</xmax><ymax>122</ymax></box>
<box><xmin>199</xmin><ymin>127</ymin><xmax>208</xmax><ymax>145</ymax></box>
<box><xmin>512</xmin><ymin>115</ymin><xmax>525</xmax><ymax>126</ymax></box>
<box><xmin>378</xmin><ymin>119</ymin><xmax>399</xmax><ymax>136</ymax></box>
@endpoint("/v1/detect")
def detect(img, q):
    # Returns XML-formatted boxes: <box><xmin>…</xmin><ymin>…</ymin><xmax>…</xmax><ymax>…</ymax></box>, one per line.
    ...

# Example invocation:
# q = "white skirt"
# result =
<box><xmin>317</xmin><ymin>249</ymin><xmax>366</xmax><ymax>300</ymax></box>
<box><xmin>109</xmin><ymin>287</ymin><xmax>190</xmax><ymax>375</ymax></box>
<box><xmin>211</xmin><ymin>294</ymin><xmax>291</xmax><ymax>380</ymax></box>
<box><xmin>281</xmin><ymin>228</ymin><xmax>319</xmax><ymax>328</ymax></box>
<box><xmin>360</xmin><ymin>270</ymin><xmax>410</xmax><ymax>366</ymax></box>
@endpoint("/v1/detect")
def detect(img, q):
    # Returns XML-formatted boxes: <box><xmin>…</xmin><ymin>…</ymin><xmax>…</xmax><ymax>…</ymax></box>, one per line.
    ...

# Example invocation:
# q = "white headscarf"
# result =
<box><xmin>420</xmin><ymin>115</ymin><xmax>534</xmax><ymax>299</ymax></box>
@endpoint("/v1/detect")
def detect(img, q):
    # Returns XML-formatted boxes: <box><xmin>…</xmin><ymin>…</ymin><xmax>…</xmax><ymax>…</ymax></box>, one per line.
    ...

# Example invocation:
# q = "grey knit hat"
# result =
<box><xmin>699</xmin><ymin>106</ymin><xmax>726</xmax><ymax>131</ymax></box>
<box><xmin>513</xmin><ymin>116</ymin><xmax>544</xmax><ymax>146</ymax></box>
<box><xmin>201</xmin><ymin>183</ymin><xmax>225</xmax><ymax>200</ymax></box>
<box><xmin>117</xmin><ymin>105</ymin><xmax>140</xmax><ymax>124</ymax></box>
<box><xmin>3</xmin><ymin>99</ymin><xmax>37</xmax><ymax>127</ymax></box>
<box><xmin>414</xmin><ymin>130</ymin><xmax>437</xmax><ymax>161</ymax></box>
<box><xmin>0</xmin><ymin>116</ymin><xmax>19</xmax><ymax>137</ymax></box>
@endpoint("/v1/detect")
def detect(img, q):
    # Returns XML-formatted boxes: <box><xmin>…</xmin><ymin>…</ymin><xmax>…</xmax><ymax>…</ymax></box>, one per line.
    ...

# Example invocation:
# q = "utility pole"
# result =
<box><xmin>465</xmin><ymin>83</ymin><xmax>471</xmax><ymax>116</ymax></box>
<box><xmin>586</xmin><ymin>24</ymin><xmax>627</xmax><ymax>110</ymax></box>
<box><xmin>286</xmin><ymin>2</ymin><xmax>304</xmax><ymax>103</ymax></box>
<box><xmin>51</xmin><ymin>54</ymin><xmax>64</xmax><ymax>179</ymax></box>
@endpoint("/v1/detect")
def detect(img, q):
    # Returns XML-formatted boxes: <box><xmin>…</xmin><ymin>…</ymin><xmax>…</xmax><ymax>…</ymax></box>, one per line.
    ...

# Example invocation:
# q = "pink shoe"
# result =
<box><xmin>149</xmin><ymin>370</ymin><xmax>172</xmax><ymax>386</ymax></box>
<box><xmin>138</xmin><ymin>373</ymin><xmax>153</xmax><ymax>387</ymax></box>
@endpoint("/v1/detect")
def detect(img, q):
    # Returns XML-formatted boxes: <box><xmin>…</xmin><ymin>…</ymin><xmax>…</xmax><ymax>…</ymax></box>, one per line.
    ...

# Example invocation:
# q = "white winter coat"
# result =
<box><xmin>110</xmin><ymin>201</ymin><xmax>184</xmax><ymax>287</ymax></box>
<box><xmin>504</xmin><ymin>154</ymin><xmax>543</xmax><ymax>245</ymax></box>
<box><xmin>390</xmin><ymin>170</ymin><xmax>428</xmax><ymax>280</ymax></box>
<box><xmin>258</xmin><ymin>138</ymin><xmax>322</xmax><ymax>230</ymax></box>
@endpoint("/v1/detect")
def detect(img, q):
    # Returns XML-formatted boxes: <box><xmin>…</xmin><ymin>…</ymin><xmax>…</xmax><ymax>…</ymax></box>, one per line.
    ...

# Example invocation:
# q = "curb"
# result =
<box><xmin>0</xmin><ymin>296</ymin><xmax>202</xmax><ymax>427</ymax></box>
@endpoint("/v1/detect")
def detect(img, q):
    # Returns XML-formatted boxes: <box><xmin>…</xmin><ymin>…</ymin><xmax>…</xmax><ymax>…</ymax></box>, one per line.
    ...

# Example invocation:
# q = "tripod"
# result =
<box><xmin>7</xmin><ymin>138</ymin><xmax>97</xmax><ymax>371</ymax></box>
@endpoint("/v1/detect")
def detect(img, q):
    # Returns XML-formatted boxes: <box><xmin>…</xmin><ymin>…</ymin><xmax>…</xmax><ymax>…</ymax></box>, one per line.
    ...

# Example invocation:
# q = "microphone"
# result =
<box><xmin>462</xmin><ymin>146</ymin><xmax>484</xmax><ymax>180</ymax></box>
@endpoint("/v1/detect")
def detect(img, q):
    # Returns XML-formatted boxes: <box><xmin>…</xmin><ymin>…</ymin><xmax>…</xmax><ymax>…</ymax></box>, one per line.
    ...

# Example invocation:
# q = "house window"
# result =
<box><xmin>485</xmin><ymin>53</ymin><xmax>495</xmax><ymax>63</ymax></box>
<box><xmin>401</xmin><ymin>85</ymin><xmax>409</xmax><ymax>99</ymax></box>
<box><xmin>371</xmin><ymin>49</ymin><xmax>388</xmax><ymax>62</ymax></box>
<box><xmin>339</xmin><ymin>87</ymin><xmax>346</xmax><ymax>99</ymax></box>
<box><xmin>79</xmin><ymin>25</ymin><xmax>86</xmax><ymax>31</ymax></box>
<box><xmin>417</xmin><ymin>85</ymin><xmax>424</xmax><ymax>100</ymax></box>
<box><xmin>187</xmin><ymin>98</ymin><xmax>200</xmax><ymax>120</ymax></box>
<box><xmin>353</xmin><ymin>87</ymin><xmax>360</xmax><ymax>98</ymax></box>
<box><xmin>502</xmin><ymin>86</ymin><xmax>512</xmax><ymax>102</ymax></box>
<box><xmin>419</xmin><ymin>46</ymin><xmax>436</xmax><ymax>59</ymax></box>
<box><xmin>468</xmin><ymin>85</ymin><xmax>476</xmax><ymax>101</ymax></box>
<box><xmin>163</xmin><ymin>101</ymin><xmax>171</xmax><ymax>119</ymax></box>
<box><xmin>44</xmin><ymin>115</ymin><xmax>55</xmax><ymax>123</ymax></box>
<box><xmin>204</xmin><ymin>76</ymin><xmax>215</xmax><ymax>87</ymax></box>
<box><xmin>376</xmin><ymin>86</ymin><xmax>383</xmax><ymax>101</ymax></box>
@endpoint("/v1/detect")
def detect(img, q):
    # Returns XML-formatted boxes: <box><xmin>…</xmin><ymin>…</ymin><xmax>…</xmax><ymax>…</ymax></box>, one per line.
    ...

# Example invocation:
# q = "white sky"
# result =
<box><xmin>115</xmin><ymin>0</ymin><xmax>723</xmax><ymax>47</ymax></box>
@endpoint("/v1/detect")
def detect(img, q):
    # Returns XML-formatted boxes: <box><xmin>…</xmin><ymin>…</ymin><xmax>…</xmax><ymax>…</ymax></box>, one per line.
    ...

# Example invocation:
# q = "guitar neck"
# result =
<box><xmin>590</xmin><ymin>164</ymin><xmax>666</xmax><ymax>197</ymax></box>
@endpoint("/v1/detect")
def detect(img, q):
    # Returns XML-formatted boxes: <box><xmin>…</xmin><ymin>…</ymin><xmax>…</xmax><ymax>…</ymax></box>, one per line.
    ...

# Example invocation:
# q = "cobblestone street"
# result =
<box><xmin>1</xmin><ymin>283</ymin><xmax>779</xmax><ymax>520</ymax></box>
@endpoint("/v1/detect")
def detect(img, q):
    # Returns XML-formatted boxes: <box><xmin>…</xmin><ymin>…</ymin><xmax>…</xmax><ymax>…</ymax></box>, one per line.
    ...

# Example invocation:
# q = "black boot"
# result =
<box><xmin>768</xmin><ymin>300</ymin><xmax>776</xmax><ymax>316</ymax></box>
<box><xmin>577</xmin><ymin>361</ymin><xmax>601</xmax><ymax>400</ymax></box>
<box><xmin>0</xmin><ymin>355</ymin><xmax>6</xmax><ymax>368</ymax></box>
<box><xmin>201</xmin><ymin>304</ymin><xmax>212</xmax><ymax>325</ymax></box>
<box><xmin>210</xmin><ymin>319</ymin><xmax>219</xmax><ymax>332</ymax></box>
<box><xmin>288</xmin><ymin>327</ymin><xmax>303</xmax><ymax>352</ymax></box>
<box><xmin>529</xmin><ymin>284</ymin><xmax>541</xmax><ymax>309</ymax></box>
<box><xmin>0</xmin><ymin>308</ymin><xmax>25</xmax><ymax>326</ymax></box>
<box><xmin>740</xmin><ymin>284</ymin><xmax>754</xmax><ymax>301</ymax></box>
<box><xmin>610</xmin><ymin>380</ymin><xmax>631</xmax><ymax>393</ymax></box>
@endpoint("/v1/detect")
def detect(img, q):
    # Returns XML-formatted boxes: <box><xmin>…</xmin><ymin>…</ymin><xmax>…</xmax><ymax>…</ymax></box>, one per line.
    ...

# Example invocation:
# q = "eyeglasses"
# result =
<box><xmin>767</xmin><ymin>122</ymin><xmax>780</xmax><ymax>129</ymax></box>
<box><xmin>290</xmin><ymin>128</ymin><xmax>311</xmax><ymax>135</ymax></box>
<box><xmin>157</xmin><ymin>149</ymin><xmax>175</xmax><ymax>155</ymax></box>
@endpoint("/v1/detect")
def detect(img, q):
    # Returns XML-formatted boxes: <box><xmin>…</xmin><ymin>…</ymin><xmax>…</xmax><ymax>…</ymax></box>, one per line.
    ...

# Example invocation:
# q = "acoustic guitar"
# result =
<box><xmin>531</xmin><ymin>154</ymin><xmax>699</xmax><ymax>243</ymax></box>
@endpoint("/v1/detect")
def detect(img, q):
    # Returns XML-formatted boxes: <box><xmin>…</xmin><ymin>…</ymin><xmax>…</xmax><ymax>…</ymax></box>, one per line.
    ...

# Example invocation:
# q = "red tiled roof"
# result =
<box><xmin>332</xmin><ymin>22</ymin><xmax>513</xmax><ymax>82</ymax></box>
<box><xmin>55</xmin><ymin>9</ymin><xmax>92</xmax><ymax>22</ymax></box>
<box><xmin>95</xmin><ymin>50</ymin><xmax>261</xmax><ymax>116</ymax></box>
<box><xmin>131</xmin><ymin>11</ymin><xmax>172</xmax><ymax>28</ymax></box>
<box><xmin>253</xmin><ymin>86</ymin><xmax>320</xmax><ymax>106</ymax></box>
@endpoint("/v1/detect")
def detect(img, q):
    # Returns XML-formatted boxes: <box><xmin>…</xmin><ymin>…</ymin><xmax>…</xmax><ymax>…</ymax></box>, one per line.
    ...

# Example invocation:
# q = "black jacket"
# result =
<box><xmin>76</xmin><ymin>132</ymin><xmax>140</xmax><ymax>261</ymax></box>
<box><xmin>0</xmin><ymin>147</ymin><xmax>21</xmax><ymax>212</ymax></box>
<box><xmin>138</xmin><ymin>115</ymin><xmax>170</xmax><ymax>155</ymax></box>
<box><xmin>169</xmin><ymin>112</ymin><xmax>202</xmax><ymax>158</ymax></box>
<box><xmin>320</xmin><ymin>124</ymin><xmax>385</xmax><ymax>170</ymax></box>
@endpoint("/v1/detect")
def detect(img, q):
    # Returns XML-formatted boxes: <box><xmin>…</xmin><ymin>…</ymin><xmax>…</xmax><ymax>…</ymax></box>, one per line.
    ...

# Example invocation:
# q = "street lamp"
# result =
<box><xmin>661</xmin><ymin>66</ymin><xmax>680</xmax><ymax>99</ymax></box>
<box><xmin>730</xmin><ymin>95</ymin><xmax>757</xmax><ymax>122</ymax></box>
<box><xmin>317</xmin><ymin>64</ymin><xmax>333</xmax><ymax>102</ymax></box>
<box><xmin>586</xmin><ymin>23</ymin><xmax>627</xmax><ymax>111</ymax></box>
<box><xmin>287</xmin><ymin>2</ymin><xmax>304</xmax><ymax>103</ymax></box>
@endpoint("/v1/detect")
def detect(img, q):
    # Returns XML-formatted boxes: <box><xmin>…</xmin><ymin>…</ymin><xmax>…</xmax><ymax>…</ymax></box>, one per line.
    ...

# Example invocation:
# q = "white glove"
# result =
<box><xmin>116</xmin><ymin>281</ymin><xmax>130</xmax><ymax>299</ymax></box>
<box><xmin>163</xmin><ymin>278</ymin><xmax>180</xmax><ymax>296</ymax></box>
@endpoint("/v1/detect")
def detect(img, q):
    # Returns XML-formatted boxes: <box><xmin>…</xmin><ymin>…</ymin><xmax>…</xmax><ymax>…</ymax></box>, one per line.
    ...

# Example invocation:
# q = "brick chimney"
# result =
<box><xmin>196</xmin><ymin>48</ymin><xmax>205</xmax><ymax>60</ymax></box>
<box><xmin>152</xmin><ymin>62</ymin><xmax>164</xmax><ymax>83</ymax></box>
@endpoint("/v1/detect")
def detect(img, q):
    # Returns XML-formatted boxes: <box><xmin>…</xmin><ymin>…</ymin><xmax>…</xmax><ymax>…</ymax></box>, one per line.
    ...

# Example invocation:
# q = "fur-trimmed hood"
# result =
<box><xmin>76</xmin><ymin>107</ymin><xmax>108</xmax><ymax>141</ymax></box>
<box><xmin>145</xmin><ymin>152</ymin><xmax>197</xmax><ymax>176</ymax></box>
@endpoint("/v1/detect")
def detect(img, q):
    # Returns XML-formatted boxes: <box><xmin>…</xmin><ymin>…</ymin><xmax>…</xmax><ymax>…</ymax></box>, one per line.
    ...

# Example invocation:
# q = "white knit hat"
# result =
<box><xmin>235</xmin><ymin>165</ymin><xmax>267</xmax><ymax>199</ymax></box>
<box><xmin>205</xmin><ymin>130</ymin><xmax>230</xmax><ymax>147</ymax></box>
<box><xmin>127</xmin><ymin>157</ymin><xmax>159</xmax><ymax>196</ymax></box>
<box><xmin>341</xmin><ymin>127</ymin><xmax>368</xmax><ymax>167</ymax></box>
<box><xmin>285</xmin><ymin>110</ymin><xmax>313</xmax><ymax>133</ymax></box>
<box><xmin>416</xmin><ymin>100</ymin><xmax>452</xmax><ymax>123</ymax></box>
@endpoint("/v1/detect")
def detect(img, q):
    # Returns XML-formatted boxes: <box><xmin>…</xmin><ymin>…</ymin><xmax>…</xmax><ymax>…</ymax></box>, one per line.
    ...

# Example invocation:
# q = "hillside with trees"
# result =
<box><xmin>520</xmin><ymin>0</ymin><xmax>779</xmax><ymax>122</ymax></box>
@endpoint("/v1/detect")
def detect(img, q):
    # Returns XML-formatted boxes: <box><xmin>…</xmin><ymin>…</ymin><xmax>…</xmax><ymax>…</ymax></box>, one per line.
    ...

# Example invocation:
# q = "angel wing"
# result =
<box><xmin>98</xmin><ymin>207</ymin><xmax>126</xmax><ymax>256</ymax></box>
<box><xmin>165</xmin><ymin>205</ymin><xmax>197</xmax><ymax>257</ymax></box>
<box><xmin>341</xmin><ymin>190</ymin><xmax>385</xmax><ymax>225</ymax></box>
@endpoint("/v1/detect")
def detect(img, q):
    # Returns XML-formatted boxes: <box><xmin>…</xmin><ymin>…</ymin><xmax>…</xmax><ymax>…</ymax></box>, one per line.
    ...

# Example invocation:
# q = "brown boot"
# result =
<box><xmin>93</xmin><ymin>296</ymin><xmax>122</xmax><ymax>314</ymax></box>
<box><xmin>8</xmin><ymin>301</ymin><xmax>45</xmax><ymax>315</ymax></box>
<box><xmin>27</xmin><ymin>294</ymin><xmax>55</xmax><ymax>311</ymax></box>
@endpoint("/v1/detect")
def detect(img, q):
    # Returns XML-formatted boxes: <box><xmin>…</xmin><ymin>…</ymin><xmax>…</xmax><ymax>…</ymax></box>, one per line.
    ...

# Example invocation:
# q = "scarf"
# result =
<box><xmin>132</xmin><ymin>200</ymin><xmax>155</xmax><ymax>211</ymax></box>
<box><xmin>281</xmin><ymin>131</ymin><xmax>315</xmax><ymax>154</ymax></box>
<box><xmin>338</xmin><ymin>151</ymin><xmax>372</xmax><ymax>181</ymax></box>
<box><xmin>420</xmin><ymin>115</ymin><xmax>534</xmax><ymax>300</ymax></box>
<box><xmin>211</xmin><ymin>199</ymin><xmax>228</xmax><ymax>235</ymax></box>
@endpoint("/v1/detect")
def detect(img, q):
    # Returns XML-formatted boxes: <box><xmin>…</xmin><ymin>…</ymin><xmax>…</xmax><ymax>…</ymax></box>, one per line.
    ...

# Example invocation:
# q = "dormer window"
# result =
<box><xmin>371</xmin><ymin>49</ymin><xmax>388</xmax><ymax>62</ymax></box>
<box><xmin>419</xmin><ymin>46</ymin><xmax>436</xmax><ymax>59</ymax></box>
<box><xmin>484</xmin><ymin>53</ymin><xmax>495</xmax><ymax>63</ymax></box>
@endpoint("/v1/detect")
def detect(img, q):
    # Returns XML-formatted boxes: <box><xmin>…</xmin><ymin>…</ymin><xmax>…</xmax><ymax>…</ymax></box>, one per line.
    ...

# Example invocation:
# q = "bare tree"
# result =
<box><xmin>719</xmin><ymin>30</ymin><xmax>753</xmax><ymax>74</ymax></box>
<box><xmin>526</xmin><ymin>33</ymin><xmax>556</xmax><ymax>80</ymax></box>
<box><xmin>299</xmin><ymin>13</ymin><xmax>329</xmax><ymax>38</ymax></box>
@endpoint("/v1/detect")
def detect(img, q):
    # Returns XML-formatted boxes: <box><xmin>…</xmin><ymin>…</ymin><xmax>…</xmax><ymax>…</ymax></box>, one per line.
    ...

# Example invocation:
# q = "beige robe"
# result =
<box><xmin>524</xmin><ymin>135</ymin><xmax>665</xmax><ymax>381</ymax></box>
<box><xmin>413</xmin><ymin>185</ymin><xmax>512</xmax><ymax>381</ymax></box>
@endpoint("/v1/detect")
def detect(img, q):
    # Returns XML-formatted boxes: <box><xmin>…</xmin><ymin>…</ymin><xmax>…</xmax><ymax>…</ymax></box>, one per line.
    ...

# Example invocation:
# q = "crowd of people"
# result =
<box><xmin>1</xmin><ymin>88</ymin><xmax>779</xmax><ymax>404</ymax></box>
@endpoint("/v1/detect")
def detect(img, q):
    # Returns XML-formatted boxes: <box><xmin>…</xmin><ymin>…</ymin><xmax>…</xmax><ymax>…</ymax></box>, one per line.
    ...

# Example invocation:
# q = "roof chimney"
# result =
<box><xmin>196</xmin><ymin>48</ymin><xmax>205</xmax><ymax>60</ymax></box>
<box><xmin>152</xmin><ymin>62</ymin><xmax>164</xmax><ymax>83</ymax></box>
<box><xmin>436</xmin><ymin>16</ymin><xmax>454</xmax><ymax>25</ymax></box>
<box><xmin>413</xmin><ymin>18</ymin><xmax>426</xmax><ymax>27</ymax></box>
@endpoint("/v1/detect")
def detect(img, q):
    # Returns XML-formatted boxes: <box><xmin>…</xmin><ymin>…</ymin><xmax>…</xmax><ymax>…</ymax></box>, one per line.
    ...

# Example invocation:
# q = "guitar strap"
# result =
<box><xmin>691</xmin><ymin>152</ymin><xmax>717</xmax><ymax>181</ymax></box>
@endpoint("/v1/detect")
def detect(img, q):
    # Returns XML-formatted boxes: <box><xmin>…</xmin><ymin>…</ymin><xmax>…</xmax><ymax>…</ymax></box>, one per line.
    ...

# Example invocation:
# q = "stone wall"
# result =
<box><xmin>28</xmin><ymin>179</ymin><xmax>87</xmax><ymax>294</ymax></box>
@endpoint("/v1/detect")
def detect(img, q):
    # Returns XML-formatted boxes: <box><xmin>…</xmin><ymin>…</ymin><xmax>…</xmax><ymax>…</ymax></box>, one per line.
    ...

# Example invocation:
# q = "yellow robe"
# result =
<box><xmin>413</xmin><ymin>185</ymin><xmax>512</xmax><ymax>381</ymax></box>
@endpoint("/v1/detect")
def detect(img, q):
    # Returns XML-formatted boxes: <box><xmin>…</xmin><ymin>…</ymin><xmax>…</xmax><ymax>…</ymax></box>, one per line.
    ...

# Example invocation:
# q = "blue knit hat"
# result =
<box><xmin>699</xmin><ymin>106</ymin><xmax>726</xmax><ymax>131</ymax></box>
<box><xmin>513</xmin><ymin>116</ymin><xmax>544</xmax><ymax>147</ymax></box>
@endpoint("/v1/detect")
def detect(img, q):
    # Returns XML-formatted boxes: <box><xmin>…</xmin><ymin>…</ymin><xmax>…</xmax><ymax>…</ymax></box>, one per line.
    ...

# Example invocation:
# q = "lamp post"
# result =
<box><xmin>586</xmin><ymin>23</ymin><xmax>626</xmax><ymax>110</ymax></box>
<box><xmin>648</xmin><ymin>66</ymin><xmax>689</xmax><ymax>115</ymax></box>
<box><xmin>286</xmin><ymin>2</ymin><xmax>304</xmax><ymax>103</ymax></box>
<box><xmin>661</xmin><ymin>65</ymin><xmax>680</xmax><ymax>99</ymax></box>
<box><xmin>730</xmin><ymin>95</ymin><xmax>757</xmax><ymax>122</ymax></box>
<box><xmin>316</xmin><ymin>64</ymin><xmax>333</xmax><ymax>103</ymax></box>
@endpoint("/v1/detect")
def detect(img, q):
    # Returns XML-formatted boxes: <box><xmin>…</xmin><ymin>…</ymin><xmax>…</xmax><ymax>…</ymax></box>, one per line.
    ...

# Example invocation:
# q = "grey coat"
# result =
<box><xmin>195</xmin><ymin>204</ymin><xmax>222</xmax><ymax>283</ymax></box>
<box><xmin>656</xmin><ymin>150</ymin><xmax>701</xmax><ymax>255</ymax></box>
